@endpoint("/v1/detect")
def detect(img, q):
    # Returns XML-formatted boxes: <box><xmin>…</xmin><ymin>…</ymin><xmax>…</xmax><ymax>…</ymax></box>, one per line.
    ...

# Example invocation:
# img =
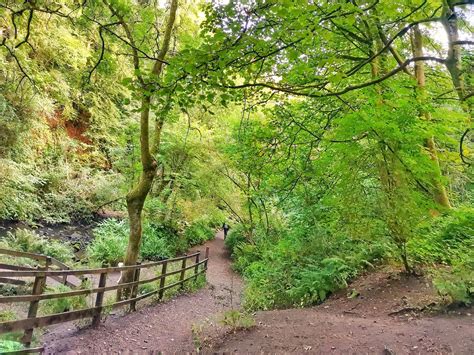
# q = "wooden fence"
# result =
<box><xmin>0</xmin><ymin>247</ymin><xmax>209</xmax><ymax>354</ymax></box>
<box><xmin>0</xmin><ymin>248</ymin><xmax>85</xmax><ymax>288</ymax></box>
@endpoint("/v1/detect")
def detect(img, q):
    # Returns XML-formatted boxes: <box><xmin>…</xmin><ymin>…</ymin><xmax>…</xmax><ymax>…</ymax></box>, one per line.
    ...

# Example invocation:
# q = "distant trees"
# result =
<box><xmin>193</xmin><ymin>0</ymin><xmax>472</xmax><ymax>271</ymax></box>
<box><xmin>1</xmin><ymin>0</ymin><xmax>472</xmax><ymax>281</ymax></box>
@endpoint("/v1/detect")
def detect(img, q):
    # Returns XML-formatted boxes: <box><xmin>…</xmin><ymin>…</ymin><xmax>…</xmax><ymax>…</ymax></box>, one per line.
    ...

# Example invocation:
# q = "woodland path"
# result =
<box><xmin>211</xmin><ymin>269</ymin><xmax>474</xmax><ymax>354</ymax></box>
<box><xmin>42</xmin><ymin>233</ymin><xmax>474</xmax><ymax>354</ymax></box>
<box><xmin>43</xmin><ymin>231</ymin><xmax>243</xmax><ymax>354</ymax></box>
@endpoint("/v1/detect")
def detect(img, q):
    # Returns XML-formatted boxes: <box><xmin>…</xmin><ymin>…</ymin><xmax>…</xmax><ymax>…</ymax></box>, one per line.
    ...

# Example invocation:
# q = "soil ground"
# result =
<box><xmin>43</xmin><ymin>233</ymin><xmax>473</xmax><ymax>354</ymax></box>
<box><xmin>43</xmin><ymin>231</ymin><xmax>242</xmax><ymax>354</ymax></box>
<box><xmin>209</xmin><ymin>267</ymin><xmax>474</xmax><ymax>354</ymax></box>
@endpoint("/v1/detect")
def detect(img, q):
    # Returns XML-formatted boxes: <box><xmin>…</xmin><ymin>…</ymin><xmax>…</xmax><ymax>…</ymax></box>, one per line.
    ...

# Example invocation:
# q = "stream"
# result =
<box><xmin>0</xmin><ymin>219</ymin><xmax>101</xmax><ymax>259</ymax></box>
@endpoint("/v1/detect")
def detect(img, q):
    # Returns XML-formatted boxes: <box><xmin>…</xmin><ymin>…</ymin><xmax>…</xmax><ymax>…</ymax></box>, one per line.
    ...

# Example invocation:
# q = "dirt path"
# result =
<box><xmin>44</xmin><ymin>231</ymin><xmax>242</xmax><ymax>354</ymax></box>
<box><xmin>209</xmin><ymin>268</ymin><xmax>474</xmax><ymax>354</ymax></box>
<box><xmin>43</xmin><ymin>237</ymin><xmax>474</xmax><ymax>354</ymax></box>
<box><xmin>212</xmin><ymin>308</ymin><xmax>473</xmax><ymax>354</ymax></box>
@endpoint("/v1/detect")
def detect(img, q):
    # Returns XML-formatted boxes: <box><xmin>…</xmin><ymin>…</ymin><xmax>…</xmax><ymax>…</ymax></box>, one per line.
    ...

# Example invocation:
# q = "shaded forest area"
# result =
<box><xmin>0</xmin><ymin>0</ymin><xmax>472</xmax><ymax>351</ymax></box>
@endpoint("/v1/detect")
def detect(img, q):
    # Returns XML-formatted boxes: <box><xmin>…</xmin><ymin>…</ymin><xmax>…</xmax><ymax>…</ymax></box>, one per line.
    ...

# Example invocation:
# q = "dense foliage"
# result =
<box><xmin>0</xmin><ymin>0</ymin><xmax>472</xmax><ymax>314</ymax></box>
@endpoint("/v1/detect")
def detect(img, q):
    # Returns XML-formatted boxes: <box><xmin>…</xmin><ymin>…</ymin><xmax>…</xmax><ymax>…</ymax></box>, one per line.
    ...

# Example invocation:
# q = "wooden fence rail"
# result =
<box><xmin>0</xmin><ymin>247</ymin><xmax>210</xmax><ymax>353</ymax></box>
<box><xmin>0</xmin><ymin>248</ymin><xmax>84</xmax><ymax>289</ymax></box>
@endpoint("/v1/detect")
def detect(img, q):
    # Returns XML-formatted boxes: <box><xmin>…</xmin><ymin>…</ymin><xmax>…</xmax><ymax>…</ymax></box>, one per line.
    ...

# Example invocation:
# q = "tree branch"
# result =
<box><xmin>460</xmin><ymin>128</ymin><xmax>471</xmax><ymax>166</ymax></box>
<box><xmin>222</xmin><ymin>56</ymin><xmax>446</xmax><ymax>98</ymax></box>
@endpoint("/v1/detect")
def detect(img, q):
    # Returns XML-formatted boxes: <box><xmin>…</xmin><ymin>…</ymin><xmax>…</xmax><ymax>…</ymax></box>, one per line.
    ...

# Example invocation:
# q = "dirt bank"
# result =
<box><xmin>210</xmin><ymin>268</ymin><xmax>473</xmax><ymax>354</ymax></box>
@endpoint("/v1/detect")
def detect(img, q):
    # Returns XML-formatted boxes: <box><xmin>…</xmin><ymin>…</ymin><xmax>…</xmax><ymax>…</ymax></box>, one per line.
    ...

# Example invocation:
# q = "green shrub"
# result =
<box><xmin>183</xmin><ymin>274</ymin><xmax>207</xmax><ymax>293</ymax></box>
<box><xmin>138</xmin><ymin>282</ymin><xmax>158</xmax><ymax>295</ymax></box>
<box><xmin>409</xmin><ymin>207</ymin><xmax>473</xmax><ymax>265</ymax></box>
<box><xmin>0</xmin><ymin>284</ymin><xmax>30</xmax><ymax>296</ymax></box>
<box><xmin>0</xmin><ymin>159</ymin><xmax>123</xmax><ymax>224</ymax></box>
<box><xmin>236</xmin><ymin>208</ymin><xmax>472</xmax><ymax>311</ymax></box>
<box><xmin>87</xmin><ymin>219</ymin><xmax>177</xmax><ymax>264</ymax></box>
<box><xmin>87</xmin><ymin>219</ymin><xmax>128</xmax><ymax>265</ymax></box>
<box><xmin>432</xmin><ymin>248</ymin><xmax>474</xmax><ymax>306</ymax></box>
<box><xmin>224</xmin><ymin>223</ymin><xmax>249</xmax><ymax>255</ymax></box>
<box><xmin>39</xmin><ymin>284</ymin><xmax>89</xmax><ymax>315</ymax></box>
<box><xmin>237</xmin><ymin>224</ymin><xmax>391</xmax><ymax>310</ymax></box>
<box><xmin>433</xmin><ymin>270</ymin><xmax>473</xmax><ymax>306</ymax></box>
<box><xmin>220</xmin><ymin>310</ymin><xmax>255</xmax><ymax>330</ymax></box>
<box><xmin>143</xmin><ymin>198</ymin><xmax>167</xmax><ymax>220</ymax></box>
<box><xmin>38</xmin><ymin>168</ymin><xmax>123</xmax><ymax>224</ymax></box>
<box><xmin>0</xmin><ymin>339</ymin><xmax>23</xmax><ymax>352</ymax></box>
<box><xmin>141</xmin><ymin>222</ymin><xmax>174</xmax><ymax>260</ymax></box>
<box><xmin>184</xmin><ymin>220</ymin><xmax>214</xmax><ymax>247</ymax></box>
<box><xmin>232</xmin><ymin>243</ymin><xmax>261</xmax><ymax>274</ymax></box>
<box><xmin>197</xmin><ymin>211</ymin><xmax>225</xmax><ymax>229</ymax></box>
<box><xmin>288</xmin><ymin>258</ymin><xmax>354</xmax><ymax>305</ymax></box>
<box><xmin>0</xmin><ymin>312</ymin><xmax>24</xmax><ymax>353</ymax></box>
<box><xmin>0</xmin><ymin>310</ymin><xmax>16</xmax><ymax>322</ymax></box>
<box><xmin>0</xmin><ymin>159</ymin><xmax>42</xmax><ymax>222</ymax></box>
<box><xmin>4</xmin><ymin>229</ymin><xmax>74</xmax><ymax>263</ymax></box>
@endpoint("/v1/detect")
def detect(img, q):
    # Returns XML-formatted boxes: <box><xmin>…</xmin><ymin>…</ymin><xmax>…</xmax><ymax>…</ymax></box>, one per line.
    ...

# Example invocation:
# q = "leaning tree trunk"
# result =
<box><xmin>118</xmin><ymin>0</ymin><xmax>178</xmax><ymax>300</ymax></box>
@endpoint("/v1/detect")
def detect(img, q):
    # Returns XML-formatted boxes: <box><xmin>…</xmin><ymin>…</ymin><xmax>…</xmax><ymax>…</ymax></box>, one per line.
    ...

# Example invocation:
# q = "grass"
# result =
<box><xmin>220</xmin><ymin>310</ymin><xmax>255</xmax><ymax>331</ymax></box>
<box><xmin>0</xmin><ymin>310</ymin><xmax>42</xmax><ymax>352</ymax></box>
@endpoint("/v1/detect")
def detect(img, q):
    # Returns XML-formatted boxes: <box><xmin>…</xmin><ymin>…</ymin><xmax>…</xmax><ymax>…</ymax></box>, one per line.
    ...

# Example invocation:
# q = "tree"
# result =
<box><xmin>87</xmin><ymin>0</ymin><xmax>179</xmax><ymax>294</ymax></box>
<box><xmin>193</xmin><ymin>0</ymin><xmax>472</xmax><ymax>272</ymax></box>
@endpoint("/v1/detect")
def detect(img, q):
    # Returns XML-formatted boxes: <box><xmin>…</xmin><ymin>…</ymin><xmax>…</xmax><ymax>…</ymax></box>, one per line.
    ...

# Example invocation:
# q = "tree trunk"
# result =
<box><xmin>411</xmin><ymin>25</ymin><xmax>451</xmax><ymax>209</ymax></box>
<box><xmin>118</xmin><ymin>0</ymin><xmax>179</xmax><ymax>300</ymax></box>
<box><xmin>118</xmin><ymin>95</ymin><xmax>159</xmax><ymax>299</ymax></box>
<box><xmin>442</xmin><ymin>1</ymin><xmax>472</xmax><ymax>120</ymax></box>
<box><xmin>369</xmin><ymin>31</ymin><xmax>412</xmax><ymax>273</ymax></box>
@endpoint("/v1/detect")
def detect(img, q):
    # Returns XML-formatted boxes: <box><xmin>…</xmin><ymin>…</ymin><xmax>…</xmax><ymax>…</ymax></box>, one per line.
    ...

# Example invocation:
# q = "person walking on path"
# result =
<box><xmin>222</xmin><ymin>222</ymin><xmax>230</xmax><ymax>240</ymax></box>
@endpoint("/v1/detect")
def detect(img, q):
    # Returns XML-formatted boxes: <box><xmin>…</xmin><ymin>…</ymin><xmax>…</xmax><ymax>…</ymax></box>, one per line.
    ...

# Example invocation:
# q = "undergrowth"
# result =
<box><xmin>39</xmin><ymin>284</ymin><xmax>90</xmax><ymax>315</ymax></box>
<box><xmin>87</xmin><ymin>218</ymin><xmax>214</xmax><ymax>265</ymax></box>
<box><xmin>410</xmin><ymin>207</ymin><xmax>474</xmax><ymax>305</ymax></box>
<box><xmin>226</xmin><ymin>223</ymin><xmax>389</xmax><ymax>310</ymax></box>
<box><xmin>227</xmin><ymin>207</ymin><xmax>473</xmax><ymax>310</ymax></box>
<box><xmin>0</xmin><ymin>228</ymin><xmax>75</xmax><ymax>263</ymax></box>
<box><xmin>220</xmin><ymin>309</ymin><xmax>255</xmax><ymax>331</ymax></box>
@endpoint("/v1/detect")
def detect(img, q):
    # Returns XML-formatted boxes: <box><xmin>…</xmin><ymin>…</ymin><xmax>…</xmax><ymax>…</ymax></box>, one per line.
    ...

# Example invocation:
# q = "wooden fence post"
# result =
<box><xmin>204</xmin><ymin>247</ymin><xmax>210</xmax><ymax>271</ymax></box>
<box><xmin>92</xmin><ymin>266</ymin><xmax>107</xmax><ymax>327</ymax></box>
<box><xmin>22</xmin><ymin>256</ymin><xmax>51</xmax><ymax>347</ymax></box>
<box><xmin>194</xmin><ymin>253</ymin><xmax>200</xmax><ymax>281</ymax></box>
<box><xmin>158</xmin><ymin>260</ymin><xmax>168</xmax><ymax>300</ymax></box>
<box><xmin>129</xmin><ymin>262</ymin><xmax>141</xmax><ymax>312</ymax></box>
<box><xmin>179</xmin><ymin>256</ymin><xmax>187</xmax><ymax>290</ymax></box>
